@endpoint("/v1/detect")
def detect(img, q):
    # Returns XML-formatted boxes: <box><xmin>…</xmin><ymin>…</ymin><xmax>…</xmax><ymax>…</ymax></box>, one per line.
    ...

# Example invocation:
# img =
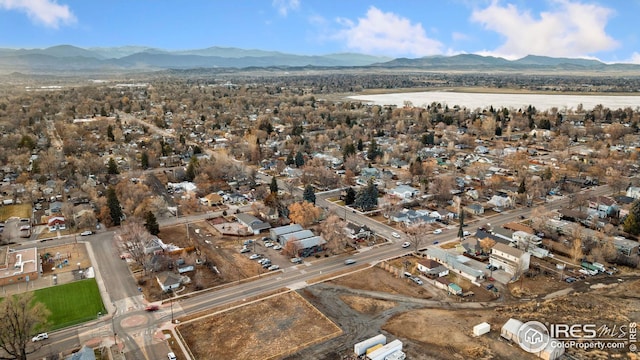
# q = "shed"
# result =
<box><xmin>500</xmin><ymin>318</ymin><xmax>523</xmax><ymax>342</ymax></box>
<box><xmin>473</xmin><ymin>322</ymin><xmax>490</xmax><ymax>336</ymax></box>
<box><xmin>448</xmin><ymin>283</ymin><xmax>463</xmax><ymax>295</ymax></box>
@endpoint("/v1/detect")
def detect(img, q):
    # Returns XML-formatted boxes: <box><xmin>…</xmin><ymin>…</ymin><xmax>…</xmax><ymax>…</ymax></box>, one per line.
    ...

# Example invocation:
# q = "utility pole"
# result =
<box><xmin>112</xmin><ymin>303</ymin><xmax>117</xmax><ymax>347</ymax></box>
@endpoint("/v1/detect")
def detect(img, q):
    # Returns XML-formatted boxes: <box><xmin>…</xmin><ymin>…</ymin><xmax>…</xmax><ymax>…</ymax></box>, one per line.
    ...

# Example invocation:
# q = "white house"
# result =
<box><xmin>626</xmin><ymin>186</ymin><xmax>640</xmax><ymax>199</ymax></box>
<box><xmin>490</xmin><ymin>243</ymin><xmax>530</xmax><ymax>277</ymax></box>
<box><xmin>156</xmin><ymin>272</ymin><xmax>182</xmax><ymax>292</ymax></box>
<box><xmin>388</xmin><ymin>185</ymin><xmax>420</xmax><ymax>201</ymax></box>
<box><xmin>488</xmin><ymin>194</ymin><xmax>513</xmax><ymax>209</ymax></box>
<box><xmin>417</xmin><ymin>258</ymin><xmax>449</xmax><ymax>277</ymax></box>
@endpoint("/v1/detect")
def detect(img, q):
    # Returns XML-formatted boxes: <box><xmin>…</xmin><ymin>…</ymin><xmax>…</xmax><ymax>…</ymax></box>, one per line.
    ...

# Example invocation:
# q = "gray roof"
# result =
<box><xmin>294</xmin><ymin>235</ymin><xmax>326</xmax><ymax>249</ymax></box>
<box><xmin>270</xmin><ymin>224</ymin><xmax>303</xmax><ymax>236</ymax></box>
<box><xmin>280</xmin><ymin>230</ymin><xmax>315</xmax><ymax>243</ymax></box>
<box><xmin>426</xmin><ymin>246</ymin><xmax>484</xmax><ymax>279</ymax></box>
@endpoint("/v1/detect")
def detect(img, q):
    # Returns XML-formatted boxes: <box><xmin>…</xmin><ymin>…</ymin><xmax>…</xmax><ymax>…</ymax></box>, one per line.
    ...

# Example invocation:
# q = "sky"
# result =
<box><xmin>1</xmin><ymin>0</ymin><xmax>639</xmax><ymax>63</ymax></box>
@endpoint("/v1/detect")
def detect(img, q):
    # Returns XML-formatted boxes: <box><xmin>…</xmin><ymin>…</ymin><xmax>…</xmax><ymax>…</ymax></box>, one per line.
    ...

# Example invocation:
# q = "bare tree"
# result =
<box><xmin>402</xmin><ymin>222</ymin><xmax>429</xmax><ymax>253</ymax></box>
<box><xmin>479</xmin><ymin>237</ymin><xmax>496</xmax><ymax>255</ymax></box>
<box><xmin>320</xmin><ymin>214</ymin><xmax>347</xmax><ymax>254</ymax></box>
<box><xmin>119</xmin><ymin>219</ymin><xmax>153</xmax><ymax>275</ymax></box>
<box><xmin>0</xmin><ymin>292</ymin><xmax>51</xmax><ymax>360</ymax></box>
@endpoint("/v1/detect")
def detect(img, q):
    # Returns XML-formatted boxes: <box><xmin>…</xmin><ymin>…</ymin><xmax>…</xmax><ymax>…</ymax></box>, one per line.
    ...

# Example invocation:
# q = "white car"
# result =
<box><xmin>80</xmin><ymin>230</ymin><xmax>93</xmax><ymax>236</ymax></box>
<box><xmin>32</xmin><ymin>333</ymin><xmax>48</xmax><ymax>342</ymax></box>
<box><xmin>264</xmin><ymin>241</ymin><xmax>275</xmax><ymax>248</ymax></box>
<box><xmin>401</xmin><ymin>242</ymin><xmax>411</xmax><ymax>248</ymax></box>
<box><xmin>391</xmin><ymin>232</ymin><xmax>401</xmax><ymax>238</ymax></box>
<box><xmin>167</xmin><ymin>352</ymin><xmax>177</xmax><ymax>360</ymax></box>
<box><xmin>272</xmin><ymin>244</ymin><xmax>282</xmax><ymax>250</ymax></box>
<box><xmin>268</xmin><ymin>264</ymin><xmax>280</xmax><ymax>271</ymax></box>
<box><xmin>240</xmin><ymin>247</ymin><xmax>250</xmax><ymax>253</ymax></box>
<box><xmin>249</xmin><ymin>254</ymin><xmax>262</xmax><ymax>260</ymax></box>
<box><xmin>433</xmin><ymin>229</ymin><xmax>443</xmax><ymax>234</ymax></box>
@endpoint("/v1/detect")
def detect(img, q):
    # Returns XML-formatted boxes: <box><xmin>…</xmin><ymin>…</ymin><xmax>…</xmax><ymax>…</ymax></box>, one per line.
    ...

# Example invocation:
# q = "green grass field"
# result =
<box><xmin>33</xmin><ymin>278</ymin><xmax>106</xmax><ymax>330</ymax></box>
<box><xmin>0</xmin><ymin>204</ymin><xmax>31</xmax><ymax>222</ymax></box>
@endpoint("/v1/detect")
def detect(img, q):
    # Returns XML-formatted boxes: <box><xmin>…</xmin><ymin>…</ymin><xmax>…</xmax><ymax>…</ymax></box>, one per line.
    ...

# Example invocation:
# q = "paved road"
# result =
<box><xmin>27</xmin><ymin>183</ymin><xmax>614</xmax><ymax>359</ymax></box>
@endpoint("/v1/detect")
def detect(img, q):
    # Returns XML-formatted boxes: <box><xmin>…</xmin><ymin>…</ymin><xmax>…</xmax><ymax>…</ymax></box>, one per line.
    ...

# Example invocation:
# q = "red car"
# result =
<box><xmin>145</xmin><ymin>305</ymin><xmax>159</xmax><ymax>312</ymax></box>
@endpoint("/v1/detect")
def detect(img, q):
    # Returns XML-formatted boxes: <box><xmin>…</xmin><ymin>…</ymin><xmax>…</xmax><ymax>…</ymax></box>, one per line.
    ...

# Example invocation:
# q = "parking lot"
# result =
<box><xmin>238</xmin><ymin>236</ymin><xmax>292</xmax><ymax>273</ymax></box>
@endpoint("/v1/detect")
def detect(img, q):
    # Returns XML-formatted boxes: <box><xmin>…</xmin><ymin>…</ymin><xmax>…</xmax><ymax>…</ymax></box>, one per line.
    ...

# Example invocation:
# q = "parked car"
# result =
<box><xmin>240</xmin><ymin>247</ymin><xmax>250</xmax><ymax>253</ymax></box>
<box><xmin>80</xmin><ymin>230</ymin><xmax>93</xmax><ymax>236</ymax></box>
<box><xmin>273</xmin><ymin>244</ymin><xmax>282</xmax><ymax>250</ymax></box>
<box><xmin>410</xmin><ymin>277</ymin><xmax>423</xmax><ymax>285</ymax></box>
<box><xmin>433</xmin><ymin>229</ymin><xmax>443</xmax><ymax>234</ymax></box>
<box><xmin>258</xmin><ymin>258</ymin><xmax>270</xmax><ymax>265</ymax></box>
<box><xmin>268</xmin><ymin>264</ymin><xmax>280</xmax><ymax>271</ymax></box>
<box><xmin>262</xmin><ymin>261</ymin><xmax>272</xmax><ymax>268</ymax></box>
<box><xmin>145</xmin><ymin>305</ymin><xmax>159</xmax><ymax>312</ymax></box>
<box><xmin>243</xmin><ymin>239</ymin><xmax>254</xmax><ymax>246</ymax></box>
<box><xmin>344</xmin><ymin>259</ymin><xmax>356</xmax><ymax>265</ymax></box>
<box><xmin>264</xmin><ymin>241</ymin><xmax>275</xmax><ymax>248</ymax></box>
<box><xmin>167</xmin><ymin>352</ymin><xmax>177</xmax><ymax>360</ymax></box>
<box><xmin>433</xmin><ymin>241</ymin><xmax>439</xmax><ymax>245</ymax></box>
<box><xmin>290</xmin><ymin>257</ymin><xmax>303</xmax><ymax>264</ymax></box>
<box><xmin>249</xmin><ymin>254</ymin><xmax>262</xmax><ymax>260</ymax></box>
<box><xmin>403</xmin><ymin>272</ymin><xmax>413</xmax><ymax>278</ymax></box>
<box><xmin>391</xmin><ymin>232</ymin><xmax>401</xmax><ymax>239</ymax></box>
<box><xmin>565</xmin><ymin>277</ymin><xmax>577</xmax><ymax>283</ymax></box>
<box><xmin>463</xmin><ymin>231</ymin><xmax>471</xmax><ymax>236</ymax></box>
<box><xmin>401</xmin><ymin>242</ymin><xmax>410</xmax><ymax>248</ymax></box>
<box><xmin>485</xmin><ymin>284</ymin><xmax>495</xmax><ymax>290</ymax></box>
<box><xmin>32</xmin><ymin>333</ymin><xmax>48</xmax><ymax>342</ymax></box>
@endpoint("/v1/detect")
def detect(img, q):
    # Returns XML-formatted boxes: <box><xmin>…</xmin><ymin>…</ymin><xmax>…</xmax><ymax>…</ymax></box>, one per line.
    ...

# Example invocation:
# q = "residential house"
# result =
<box><xmin>356</xmin><ymin>167</ymin><xmax>381</xmax><ymax>186</ymax></box>
<box><xmin>429</xmin><ymin>209</ymin><xmax>455</xmax><ymax>221</ymax></box>
<box><xmin>47</xmin><ymin>216</ymin><xmax>66</xmax><ymax>231</ymax></box>
<box><xmin>417</xmin><ymin>259</ymin><xmax>449</xmax><ymax>277</ymax></box>
<box><xmin>344</xmin><ymin>223</ymin><xmax>372</xmax><ymax>240</ymax></box>
<box><xmin>200</xmin><ymin>193</ymin><xmax>224</xmax><ymax>206</ymax></box>
<box><xmin>390</xmin><ymin>209</ymin><xmax>436</xmax><ymax>225</ymax></box>
<box><xmin>259</xmin><ymin>207</ymin><xmax>279</xmax><ymax>221</ymax></box>
<box><xmin>156</xmin><ymin>272</ymin><xmax>182</xmax><ymax>292</ymax></box>
<box><xmin>465</xmin><ymin>203</ymin><xmax>485</xmax><ymax>215</ymax></box>
<box><xmin>588</xmin><ymin>196</ymin><xmax>619</xmax><ymax>218</ymax></box>
<box><xmin>388</xmin><ymin>185</ymin><xmax>420</xmax><ymax>201</ymax></box>
<box><xmin>626</xmin><ymin>186</ymin><xmax>640</xmax><ymax>199</ymax></box>
<box><xmin>425</xmin><ymin>246</ymin><xmax>484</xmax><ymax>282</ymax></box>
<box><xmin>487</xmin><ymin>194</ymin><xmax>513</xmax><ymax>210</ymax></box>
<box><xmin>50</xmin><ymin>201</ymin><xmax>63</xmax><ymax>214</ymax></box>
<box><xmin>490</xmin><ymin>243</ymin><xmax>531</xmax><ymax>277</ymax></box>
<box><xmin>236</xmin><ymin>213</ymin><xmax>271</xmax><ymax>235</ymax></box>
<box><xmin>613</xmin><ymin>236</ymin><xmax>639</xmax><ymax>257</ymax></box>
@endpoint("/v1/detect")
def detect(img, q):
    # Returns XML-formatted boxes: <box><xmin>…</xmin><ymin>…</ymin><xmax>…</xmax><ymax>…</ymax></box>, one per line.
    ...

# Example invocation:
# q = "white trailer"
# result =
<box><xmin>367</xmin><ymin>339</ymin><xmax>403</xmax><ymax>360</ymax></box>
<box><xmin>473</xmin><ymin>322</ymin><xmax>491</xmax><ymax>336</ymax></box>
<box><xmin>354</xmin><ymin>334</ymin><xmax>386</xmax><ymax>356</ymax></box>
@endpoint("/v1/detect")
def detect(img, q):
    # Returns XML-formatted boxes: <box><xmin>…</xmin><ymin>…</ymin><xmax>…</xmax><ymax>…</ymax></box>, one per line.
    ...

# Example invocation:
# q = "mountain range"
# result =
<box><xmin>0</xmin><ymin>45</ymin><xmax>639</xmax><ymax>74</ymax></box>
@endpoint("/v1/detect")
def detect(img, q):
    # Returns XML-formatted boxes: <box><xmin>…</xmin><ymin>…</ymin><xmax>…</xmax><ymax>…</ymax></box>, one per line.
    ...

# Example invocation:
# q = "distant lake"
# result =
<box><xmin>348</xmin><ymin>91</ymin><xmax>640</xmax><ymax>112</ymax></box>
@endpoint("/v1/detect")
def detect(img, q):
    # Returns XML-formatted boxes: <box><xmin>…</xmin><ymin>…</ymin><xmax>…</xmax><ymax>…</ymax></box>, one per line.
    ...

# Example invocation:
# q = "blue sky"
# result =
<box><xmin>1</xmin><ymin>0</ymin><xmax>639</xmax><ymax>63</ymax></box>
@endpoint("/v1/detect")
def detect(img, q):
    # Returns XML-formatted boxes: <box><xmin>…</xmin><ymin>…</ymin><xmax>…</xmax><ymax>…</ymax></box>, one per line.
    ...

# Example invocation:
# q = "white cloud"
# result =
<box><xmin>627</xmin><ymin>52</ymin><xmax>640</xmax><ymax>64</ymax></box>
<box><xmin>272</xmin><ymin>0</ymin><xmax>299</xmax><ymax>16</ymax></box>
<box><xmin>470</xmin><ymin>0</ymin><xmax>618</xmax><ymax>59</ymax></box>
<box><xmin>0</xmin><ymin>0</ymin><xmax>76</xmax><ymax>28</ymax></box>
<box><xmin>451</xmin><ymin>32</ymin><xmax>469</xmax><ymax>42</ymax></box>
<box><xmin>335</xmin><ymin>7</ymin><xmax>442</xmax><ymax>57</ymax></box>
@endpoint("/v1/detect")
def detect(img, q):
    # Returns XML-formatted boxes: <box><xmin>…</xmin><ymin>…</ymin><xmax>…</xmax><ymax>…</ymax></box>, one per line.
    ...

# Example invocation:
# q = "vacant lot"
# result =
<box><xmin>329</xmin><ymin>266</ymin><xmax>432</xmax><ymax>299</ymax></box>
<box><xmin>179</xmin><ymin>292</ymin><xmax>341</xmax><ymax>360</ymax></box>
<box><xmin>0</xmin><ymin>204</ymin><xmax>30</xmax><ymax>221</ymax></box>
<box><xmin>33</xmin><ymin>278</ymin><xmax>106</xmax><ymax>330</ymax></box>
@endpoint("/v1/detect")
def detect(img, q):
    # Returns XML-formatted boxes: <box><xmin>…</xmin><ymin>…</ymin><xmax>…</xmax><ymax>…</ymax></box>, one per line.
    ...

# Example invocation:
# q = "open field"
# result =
<box><xmin>33</xmin><ymin>278</ymin><xmax>106</xmax><ymax>330</ymax></box>
<box><xmin>0</xmin><ymin>204</ymin><xmax>31</xmax><ymax>221</ymax></box>
<box><xmin>179</xmin><ymin>292</ymin><xmax>341</xmax><ymax>360</ymax></box>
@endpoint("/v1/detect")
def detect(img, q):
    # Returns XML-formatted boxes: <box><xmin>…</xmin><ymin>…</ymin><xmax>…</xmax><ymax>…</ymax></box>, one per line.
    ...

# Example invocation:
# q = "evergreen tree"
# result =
<box><xmin>344</xmin><ymin>187</ymin><xmax>356</xmax><ymax>206</ymax></box>
<box><xmin>107</xmin><ymin>157</ymin><xmax>119</xmax><ymax>175</ymax></box>
<box><xmin>270</xmin><ymin>176</ymin><xmax>279</xmax><ymax>194</ymax></box>
<box><xmin>294</xmin><ymin>151</ymin><xmax>305</xmax><ymax>168</ymax></box>
<box><xmin>141</xmin><ymin>152</ymin><xmax>149</xmax><ymax>169</ymax></box>
<box><xmin>107</xmin><ymin>187</ymin><xmax>123</xmax><ymax>226</ymax></box>
<box><xmin>342</xmin><ymin>143</ymin><xmax>356</xmax><ymax>160</ymax></box>
<box><xmin>518</xmin><ymin>178</ymin><xmax>526</xmax><ymax>194</ymax></box>
<box><xmin>354</xmin><ymin>179</ymin><xmax>378</xmax><ymax>211</ymax></box>
<box><xmin>303</xmin><ymin>185</ymin><xmax>316</xmax><ymax>204</ymax></box>
<box><xmin>367</xmin><ymin>139</ymin><xmax>382</xmax><ymax>161</ymax></box>
<box><xmin>624</xmin><ymin>200</ymin><xmax>640</xmax><ymax>234</ymax></box>
<box><xmin>458</xmin><ymin>208</ymin><xmax>465</xmax><ymax>239</ymax></box>
<box><xmin>495</xmin><ymin>126</ymin><xmax>503</xmax><ymax>136</ymax></box>
<box><xmin>144</xmin><ymin>211</ymin><xmax>160</xmax><ymax>235</ymax></box>
<box><xmin>421</xmin><ymin>132</ymin><xmax>435</xmax><ymax>145</ymax></box>
<box><xmin>185</xmin><ymin>157</ymin><xmax>198</xmax><ymax>181</ymax></box>
<box><xmin>286</xmin><ymin>153</ymin><xmax>294</xmax><ymax>165</ymax></box>
<box><xmin>107</xmin><ymin>124</ymin><xmax>115</xmax><ymax>142</ymax></box>
<box><xmin>357</xmin><ymin>138</ymin><xmax>364</xmax><ymax>151</ymax></box>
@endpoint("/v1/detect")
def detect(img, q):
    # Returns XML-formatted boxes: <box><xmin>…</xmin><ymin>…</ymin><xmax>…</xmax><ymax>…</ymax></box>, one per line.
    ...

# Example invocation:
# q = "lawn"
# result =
<box><xmin>0</xmin><ymin>204</ymin><xmax>31</xmax><ymax>221</ymax></box>
<box><xmin>33</xmin><ymin>278</ymin><xmax>106</xmax><ymax>330</ymax></box>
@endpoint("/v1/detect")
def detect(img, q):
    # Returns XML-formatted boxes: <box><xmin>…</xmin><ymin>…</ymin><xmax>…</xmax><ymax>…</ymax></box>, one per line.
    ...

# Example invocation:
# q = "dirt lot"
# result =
<box><xmin>329</xmin><ymin>266</ymin><xmax>432</xmax><ymax>299</ymax></box>
<box><xmin>288</xmin><ymin>274</ymin><xmax>640</xmax><ymax>360</ymax></box>
<box><xmin>179</xmin><ymin>292</ymin><xmax>341</xmax><ymax>360</ymax></box>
